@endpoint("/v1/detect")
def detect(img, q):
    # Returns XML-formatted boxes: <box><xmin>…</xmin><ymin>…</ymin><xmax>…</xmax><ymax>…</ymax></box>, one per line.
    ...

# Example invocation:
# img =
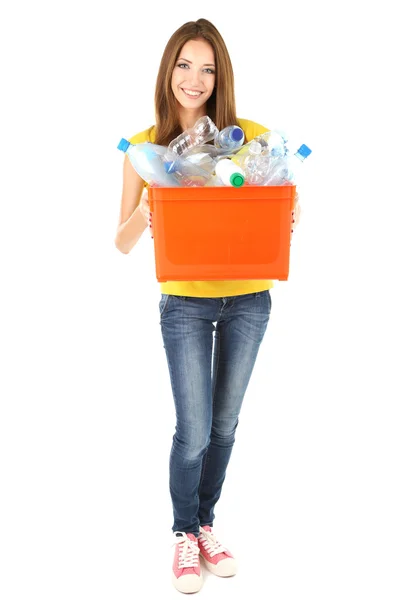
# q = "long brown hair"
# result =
<box><xmin>152</xmin><ymin>19</ymin><xmax>246</xmax><ymax>147</ymax></box>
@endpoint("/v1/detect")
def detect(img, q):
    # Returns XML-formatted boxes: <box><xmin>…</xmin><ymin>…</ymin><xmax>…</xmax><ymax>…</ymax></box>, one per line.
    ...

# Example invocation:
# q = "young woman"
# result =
<box><xmin>115</xmin><ymin>18</ymin><xmax>296</xmax><ymax>594</ymax></box>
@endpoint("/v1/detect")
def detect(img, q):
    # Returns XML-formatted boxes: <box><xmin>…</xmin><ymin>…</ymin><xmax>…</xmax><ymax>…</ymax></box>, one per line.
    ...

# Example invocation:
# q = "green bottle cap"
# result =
<box><xmin>230</xmin><ymin>173</ymin><xmax>245</xmax><ymax>187</ymax></box>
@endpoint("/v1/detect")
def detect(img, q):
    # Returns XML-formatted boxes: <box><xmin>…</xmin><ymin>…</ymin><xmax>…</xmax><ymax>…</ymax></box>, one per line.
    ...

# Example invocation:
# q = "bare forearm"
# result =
<box><xmin>114</xmin><ymin>205</ymin><xmax>148</xmax><ymax>254</ymax></box>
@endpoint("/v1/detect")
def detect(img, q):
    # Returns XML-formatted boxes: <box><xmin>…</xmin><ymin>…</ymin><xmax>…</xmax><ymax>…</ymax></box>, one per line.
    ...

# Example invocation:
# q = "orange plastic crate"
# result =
<box><xmin>148</xmin><ymin>184</ymin><xmax>296</xmax><ymax>282</ymax></box>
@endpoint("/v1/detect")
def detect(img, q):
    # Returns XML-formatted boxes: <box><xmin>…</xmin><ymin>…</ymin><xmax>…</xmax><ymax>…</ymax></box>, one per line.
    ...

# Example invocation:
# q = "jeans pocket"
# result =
<box><xmin>258</xmin><ymin>289</ymin><xmax>272</xmax><ymax>314</ymax></box>
<box><xmin>159</xmin><ymin>294</ymin><xmax>171</xmax><ymax>317</ymax></box>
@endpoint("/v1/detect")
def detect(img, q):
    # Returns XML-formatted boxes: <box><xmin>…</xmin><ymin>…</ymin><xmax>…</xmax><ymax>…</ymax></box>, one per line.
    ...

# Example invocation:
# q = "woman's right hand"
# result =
<box><xmin>138</xmin><ymin>187</ymin><xmax>153</xmax><ymax>235</ymax></box>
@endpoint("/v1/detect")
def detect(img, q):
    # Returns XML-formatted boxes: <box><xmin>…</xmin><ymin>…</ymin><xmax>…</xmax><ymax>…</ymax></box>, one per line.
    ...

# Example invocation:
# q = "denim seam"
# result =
<box><xmin>198</xmin><ymin>327</ymin><xmax>220</xmax><ymax>494</ymax></box>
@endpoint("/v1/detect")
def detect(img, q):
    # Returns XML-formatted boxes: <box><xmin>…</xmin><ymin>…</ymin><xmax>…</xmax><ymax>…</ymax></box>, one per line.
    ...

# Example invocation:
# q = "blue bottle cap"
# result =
<box><xmin>230</xmin><ymin>173</ymin><xmax>245</xmax><ymax>187</ymax></box>
<box><xmin>117</xmin><ymin>138</ymin><xmax>130</xmax><ymax>152</ymax></box>
<box><xmin>164</xmin><ymin>161</ymin><xmax>177</xmax><ymax>173</ymax></box>
<box><xmin>298</xmin><ymin>144</ymin><xmax>312</xmax><ymax>159</ymax></box>
<box><xmin>231</xmin><ymin>127</ymin><xmax>244</xmax><ymax>142</ymax></box>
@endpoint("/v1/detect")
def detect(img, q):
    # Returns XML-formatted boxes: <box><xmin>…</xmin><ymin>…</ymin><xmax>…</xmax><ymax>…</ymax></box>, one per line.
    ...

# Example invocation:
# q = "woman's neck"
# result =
<box><xmin>178</xmin><ymin>107</ymin><xmax>207</xmax><ymax>132</ymax></box>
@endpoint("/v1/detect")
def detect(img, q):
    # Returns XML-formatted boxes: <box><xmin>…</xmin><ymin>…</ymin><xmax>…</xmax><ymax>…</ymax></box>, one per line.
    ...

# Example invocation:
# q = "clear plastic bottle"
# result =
<box><xmin>163</xmin><ymin>144</ymin><xmax>218</xmax><ymax>179</ymax></box>
<box><xmin>163</xmin><ymin>153</ymin><xmax>216</xmax><ymax>187</ymax></box>
<box><xmin>231</xmin><ymin>141</ymin><xmax>271</xmax><ymax>185</ymax></box>
<box><xmin>117</xmin><ymin>138</ymin><xmax>179</xmax><ymax>187</ymax></box>
<box><xmin>168</xmin><ymin>116</ymin><xmax>218</xmax><ymax>157</ymax></box>
<box><xmin>253</xmin><ymin>130</ymin><xmax>287</xmax><ymax>157</ymax></box>
<box><xmin>184</xmin><ymin>144</ymin><xmax>219</xmax><ymax>159</ymax></box>
<box><xmin>165</xmin><ymin>150</ymin><xmax>216</xmax><ymax>175</ymax></box>
<box><xmin>264</xmin><ymin>144</ymin><xmax>312</xmax><ymax>185</ymax></box>
<box><xmin>214</xmin><ymin>125</ymin><xmax>244</xmax><ymax>151</ymax></box>
<box><xmin>240</xmin><ymin>141</ymin><xmax>265</xmax><ymax>185</ymax></box>
<box><xmin>214</xmin><ymin>158</ymin><xmax>245</xmax><ymax>187</ymax></box>
<box><xmin>235</xmin><ymin>131</ymin><xmax>287</xmax><ymax>163</ymax></box>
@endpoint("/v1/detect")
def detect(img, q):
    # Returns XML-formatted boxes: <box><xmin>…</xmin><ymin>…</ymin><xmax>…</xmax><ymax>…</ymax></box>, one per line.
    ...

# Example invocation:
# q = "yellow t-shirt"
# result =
<box><xmin>127</xmin><ymin>118</ymin><xmax>274</xmax><ymax>298</ymax></box>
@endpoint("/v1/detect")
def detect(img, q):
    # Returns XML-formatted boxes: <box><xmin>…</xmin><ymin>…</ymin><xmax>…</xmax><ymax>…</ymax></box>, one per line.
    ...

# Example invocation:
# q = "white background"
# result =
<box><xmin>1</xmin><ymin>1</ymin><xmax>399</xmax><ymax>598</ymax></box>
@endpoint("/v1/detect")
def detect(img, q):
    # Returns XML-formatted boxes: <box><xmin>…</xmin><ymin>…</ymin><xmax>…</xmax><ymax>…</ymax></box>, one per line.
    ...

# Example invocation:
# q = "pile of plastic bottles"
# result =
<box><xmin>117</xmin><ymin>116</ymin><xmax>311</xmax><ymax>188</ymax></box>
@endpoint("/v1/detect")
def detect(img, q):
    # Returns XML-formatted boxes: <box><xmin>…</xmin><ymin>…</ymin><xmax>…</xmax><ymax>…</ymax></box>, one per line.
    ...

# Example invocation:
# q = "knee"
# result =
<box><xmin>173</xmin><ymin>427</ymin><xmax>210</xmax><ymax>462</ymax></box>
<box><xmin>211</xmin><ymin>417</ymin><xmax>239</xmax><ymax>445</ymax></box>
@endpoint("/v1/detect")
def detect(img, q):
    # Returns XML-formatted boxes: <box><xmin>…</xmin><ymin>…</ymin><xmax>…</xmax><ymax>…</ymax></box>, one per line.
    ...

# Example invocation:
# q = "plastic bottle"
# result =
<box><xmin>164</xmin><ymin>153</ymin><xmax>215</xmax><ymax>187</ymax></box>
<box><xmin>264</xmin><ymin>144</ymin><xmax>312</xmax><ymax>186</ymax></box>
<box><xmin>254</xmin><ymin>130</ymin><xmax>287</xmax><ymax>157</ymax></box>
<box><xmin>230</xmin><ymin>140</ymin><xmax>268</xmax><ymax>185</ymax></box>
<box><xmin>168</xmin><ymin>116</ymin><xmax>218</xmax><ymax>157</ymax></box>
<box><xmin>117</xmin><ymin>138</ymin><xmax>179</xmax><ymax>187</ymax></box>
<box><xmin>234</xmin><ymin>131</ymin><xmax>286</xmax><ymax>167</ymax></box>
<box><xmin>165</xmin><ymin>151</ymin><xmax>216</xmax><ymax>175</ymax></box>
<box><xmin>184</xmin><ymin>144</ymin><xmax>219</xmax><ymax>159</ymax></box>
<box><xmin>164</xmin><ymin>144</ymin><xmax>219</xmax><ymax>175</ymax></box>
<box><xmin>214</xmin><ymin>158</ymin><xmax>245</xmax><ymax>187</ymax></box>
<box><xmin>213</xmin><ymin>126</ymin><xmax>244</xmax><ymax>151</ymax></box>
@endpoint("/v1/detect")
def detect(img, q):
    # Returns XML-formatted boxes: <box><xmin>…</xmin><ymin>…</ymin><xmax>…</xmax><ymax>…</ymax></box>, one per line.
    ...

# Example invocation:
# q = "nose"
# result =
<box><xmin>189</xmin><ymin>68</ymin><xmax>202</xmax><ymax>87</ymax></box>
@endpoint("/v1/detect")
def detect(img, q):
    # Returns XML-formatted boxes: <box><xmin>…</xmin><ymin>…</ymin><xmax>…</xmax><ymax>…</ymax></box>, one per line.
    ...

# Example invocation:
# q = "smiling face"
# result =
<box><xmin>171</xmin><ymin>38</ymin><xmax>216</xmax><ymax>114</ymax></box>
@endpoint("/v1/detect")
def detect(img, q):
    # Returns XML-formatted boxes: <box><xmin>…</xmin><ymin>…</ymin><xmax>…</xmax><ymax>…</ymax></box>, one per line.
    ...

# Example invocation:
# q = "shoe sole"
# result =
<box><xmin>200</xmin><ymin>554</ymin><xmax>238</xmax><ymax>577</ymax></box>
<box><xmin>172</xmin><ymin>572</ymin><xmax>203</xmax><ymax>593</ymax></box>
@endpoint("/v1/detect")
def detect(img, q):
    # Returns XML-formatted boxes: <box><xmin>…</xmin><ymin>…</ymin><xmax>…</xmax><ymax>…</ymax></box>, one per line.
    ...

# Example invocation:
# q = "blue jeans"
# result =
<box><xmin>159</xmin><ymin>290</ymin><xmax>272</xmax><ymax>536</ymax></box>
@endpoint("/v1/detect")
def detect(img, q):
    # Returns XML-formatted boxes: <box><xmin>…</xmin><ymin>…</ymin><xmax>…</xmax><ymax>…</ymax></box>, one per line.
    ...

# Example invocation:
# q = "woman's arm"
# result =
<box><xmin>114</xmin><ymin>155</ymin><xmax>148</xmax><ymax>254</ymax></box>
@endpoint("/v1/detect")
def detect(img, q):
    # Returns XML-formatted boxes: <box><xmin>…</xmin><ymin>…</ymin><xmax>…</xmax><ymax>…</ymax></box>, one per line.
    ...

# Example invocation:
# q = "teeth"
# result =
<box><xmin>182</xmin><ymin>89</ymin><xmax>201</xmax><ymax>96</ymax></box>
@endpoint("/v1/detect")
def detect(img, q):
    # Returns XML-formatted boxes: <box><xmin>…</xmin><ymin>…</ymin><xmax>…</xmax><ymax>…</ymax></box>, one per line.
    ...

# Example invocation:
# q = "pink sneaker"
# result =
<box><xmin>198</xmin><ymin>525</ymin><xmax>238</xmax><ymax>577</ymax></box>
<box><xmin>172</xmin><ymin>532</ymin><xmax>203</xmax><ymax>593</ymax></box>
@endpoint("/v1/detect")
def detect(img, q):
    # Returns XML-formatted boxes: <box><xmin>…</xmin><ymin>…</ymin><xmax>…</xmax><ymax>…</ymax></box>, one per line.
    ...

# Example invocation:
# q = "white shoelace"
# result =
<box><xmin>198</xmin><ymin>527</ymin><xmax>227</xmax><ymax>557</ymax></box>
<box><xmin>173</xmin><ymin>532</ymin><xmax>200</xmax><ymax>568</ymax></box>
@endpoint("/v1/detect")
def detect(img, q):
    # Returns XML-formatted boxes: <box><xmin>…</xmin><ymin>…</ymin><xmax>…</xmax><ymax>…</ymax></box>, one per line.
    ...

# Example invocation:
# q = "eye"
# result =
<box><xmin>176</xmin><ymin>63</ymin><xmax>215</xmax><ymax>74</ymax></box>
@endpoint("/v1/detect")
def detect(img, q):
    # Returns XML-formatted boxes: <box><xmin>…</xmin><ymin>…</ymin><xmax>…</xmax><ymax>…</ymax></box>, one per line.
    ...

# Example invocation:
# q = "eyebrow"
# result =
<box><xmin>177</xmin><ymin>57</ymin><xmax>215</xmax><ymax>67</ymax></box>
